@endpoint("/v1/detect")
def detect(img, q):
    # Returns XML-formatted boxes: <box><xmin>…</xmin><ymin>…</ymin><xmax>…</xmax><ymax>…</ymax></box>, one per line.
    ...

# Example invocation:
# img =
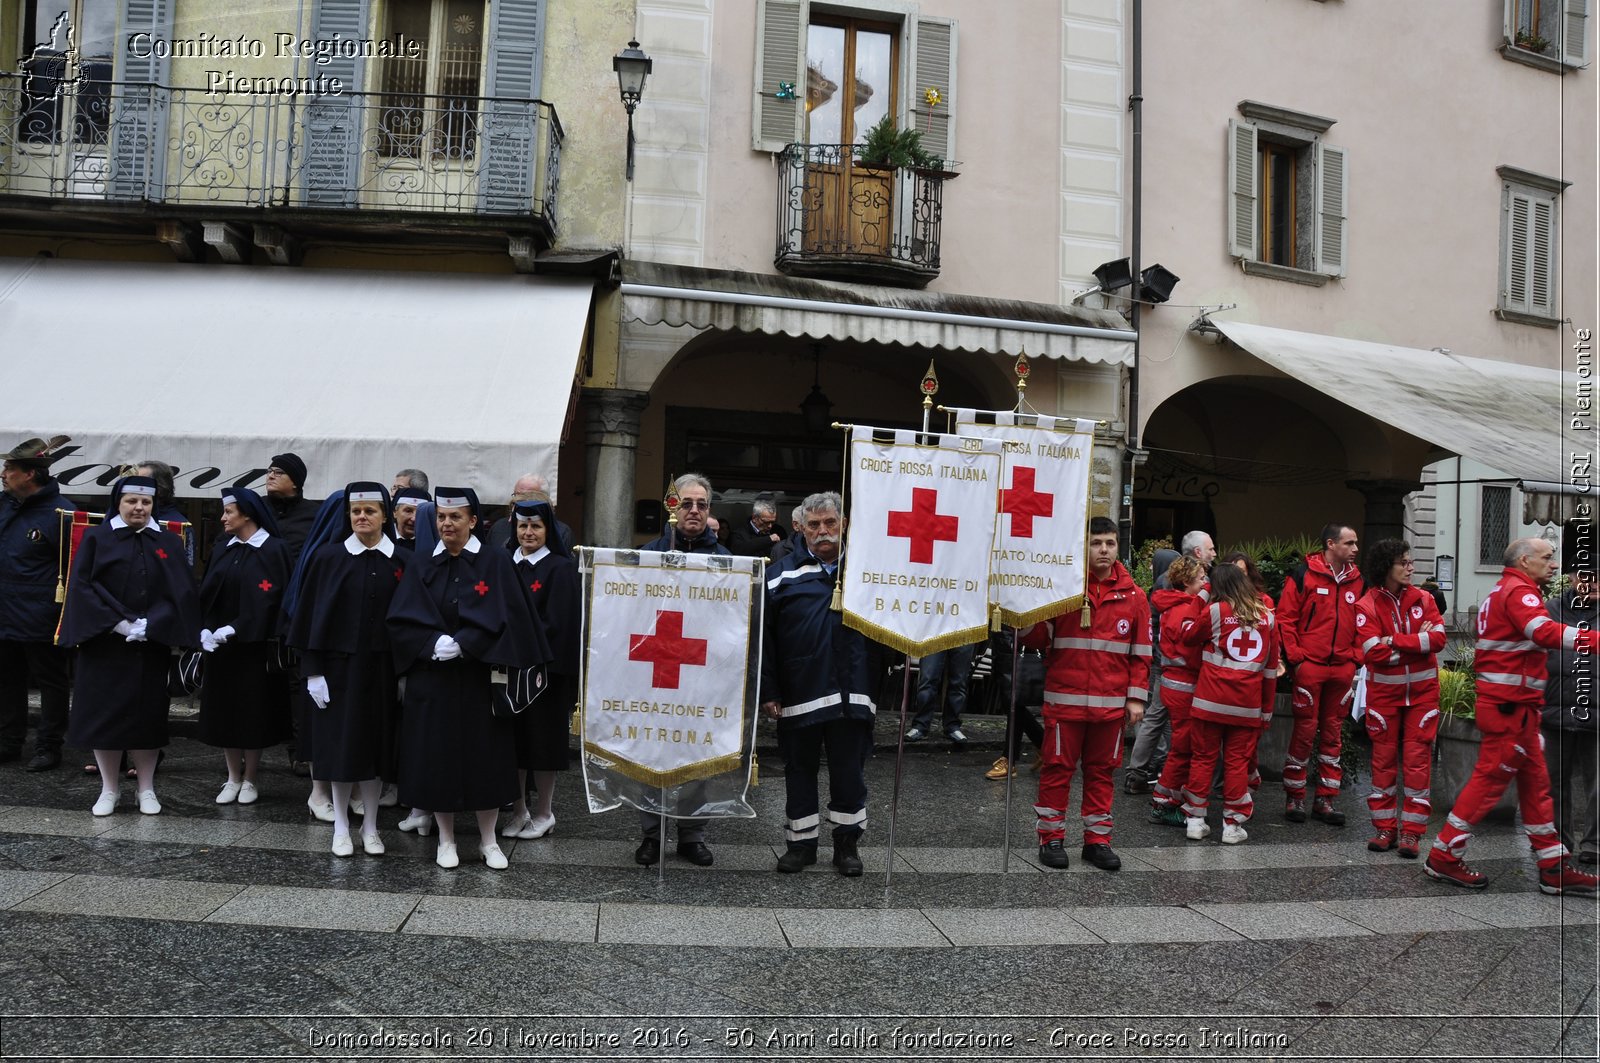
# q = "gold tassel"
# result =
<box><xmin>830</xmin><ymin>579</ymin><xmax>843</xmax><ymax>612</ymax></box>
<box><xmin>569</xmin><ymin>703</ymin><xmax>581</xmax><ymax>736</ymax></box>
<box><xmin>990</xmin><ymin>603</ymin><xmax>1002</xmax><ymax>632</ymax></box>
<box><xmin>55</xmin><ymin>580</ymin><xmax>64</xmax><ymax>604</ymax></box>
<box><xmin>750</xmin><ymin>753</ymin><xmax>759</xmax><ymax>787</ymax></box>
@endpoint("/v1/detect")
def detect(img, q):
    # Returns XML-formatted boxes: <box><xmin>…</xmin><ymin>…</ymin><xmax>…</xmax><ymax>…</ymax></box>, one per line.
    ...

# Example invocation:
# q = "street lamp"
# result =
<box><xmin>613</xmin><ymin>39</ymin><xmax>652</xmax><ymax>181</ymax></box>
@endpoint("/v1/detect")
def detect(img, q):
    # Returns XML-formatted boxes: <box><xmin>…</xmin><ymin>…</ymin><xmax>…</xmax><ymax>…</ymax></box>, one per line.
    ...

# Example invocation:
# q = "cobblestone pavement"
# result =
<box><xmin>0</xmin><ymin>710</ymin><xmax>1594</xmax><ymax>1061</ymax></box>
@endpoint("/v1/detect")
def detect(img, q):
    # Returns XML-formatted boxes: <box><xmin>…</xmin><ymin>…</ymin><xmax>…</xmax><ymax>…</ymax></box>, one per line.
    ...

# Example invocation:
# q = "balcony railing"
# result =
<box><xmin>0</xmin><ymin>75</ymin><xmax>562</xmax><ymax>228</ymax></box>
<box><xmin>775</xmin><ymin>143</ymin><xmax>948</xmax><ymax>288</ymax></box>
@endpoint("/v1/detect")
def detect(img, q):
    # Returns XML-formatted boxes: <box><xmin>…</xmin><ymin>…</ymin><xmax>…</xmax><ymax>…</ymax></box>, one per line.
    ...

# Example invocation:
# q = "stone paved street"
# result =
<box><xmin>0</xmin><ymin>711</ymin><xmax>1595</xmax><ymax>1061</ymax></box>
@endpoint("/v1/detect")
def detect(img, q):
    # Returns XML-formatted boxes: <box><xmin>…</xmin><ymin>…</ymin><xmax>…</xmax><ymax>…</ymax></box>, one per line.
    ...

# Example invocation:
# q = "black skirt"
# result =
<box><xmin>66</xmin><ymin>636</ymin><xmax>172</xmax><ymax>750</ymax></box>
<box><xmin>511</xmin><ymin>672</ymin><xmax>578</xmax><ymax>772</ymax></box>
<box><xmin>197</xmin><ymin>641</ymin><xmax>291</xmax><ymax>749</ymax></box>
<box><xmin>310</xmin><ymin>650</ymin><xmax>400</xmax><ymax>783</ymax></box>
<box><xmin>397</xmin><ymin>658</ymin><xmax>518</xmax><ymax>812</ymax></box>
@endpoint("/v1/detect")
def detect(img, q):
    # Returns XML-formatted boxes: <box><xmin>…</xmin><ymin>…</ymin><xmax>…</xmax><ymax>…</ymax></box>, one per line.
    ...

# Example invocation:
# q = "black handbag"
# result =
<box><xmin>167</xmin><ymin>649</ymin><xmax>204</xmax><ymax>697</ymax></box>
<box><xmin>491</xmin><ymin>663</ymin><xmax>549</xmax><ymax>718</ymax></box>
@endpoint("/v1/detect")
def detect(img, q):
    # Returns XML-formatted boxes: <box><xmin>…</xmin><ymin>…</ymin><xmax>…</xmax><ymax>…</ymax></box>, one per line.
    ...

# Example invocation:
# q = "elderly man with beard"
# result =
<box><xmin>761</xmin><ymin>491</ymin><xmax>884</xmax><ymax>877</ymax></box>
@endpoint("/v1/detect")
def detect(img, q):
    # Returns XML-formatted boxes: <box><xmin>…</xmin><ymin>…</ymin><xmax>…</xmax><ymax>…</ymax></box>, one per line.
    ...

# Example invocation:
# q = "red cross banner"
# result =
<box><xmin>841</xmin><ymin>426</ymin><xmax>1003</xmax><ymax>655</ymax></box>
<box><xmin>950</xmin><ymin>409</ymin><xmax>1097</xmax><ymax>627</ymax></box>
<box><xmin>576</xmin><ymin>547</ymin><xmax>764</xmax><ymax>821</ymax></box>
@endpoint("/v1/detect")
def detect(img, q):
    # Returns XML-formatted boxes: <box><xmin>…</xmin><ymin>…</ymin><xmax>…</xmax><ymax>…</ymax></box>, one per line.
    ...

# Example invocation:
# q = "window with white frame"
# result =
<box><xmin>1227</xmin><ymin>101</ymin><xmax>1346</xmax><ymax>282</ymax></box>
<box><xmin>1478</xmin><ymin>484</ymin><xmax>1514</xmax><ymax>569</ymax></box>
<box><xmin>1501</xmin><ymin>0</ymin><xmax>1590</xmax><ymax>68</ymax></box>
<box><xmin>375</xmin><ymin>0</ymin><xmax>488</xmax><ymax>160</ymax></box>
<box><xmin>1496</xmin><ymin>166</ymin><xmax>1567</xmax><ymax>326</ymax></box>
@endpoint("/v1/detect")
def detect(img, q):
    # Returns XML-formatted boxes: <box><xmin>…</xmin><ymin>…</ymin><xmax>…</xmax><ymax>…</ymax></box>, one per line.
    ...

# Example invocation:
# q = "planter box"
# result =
<box><xmin>1431</xmin><ymin>714</ymin><xmax>1518</xmax><ymax>819</ymax></box>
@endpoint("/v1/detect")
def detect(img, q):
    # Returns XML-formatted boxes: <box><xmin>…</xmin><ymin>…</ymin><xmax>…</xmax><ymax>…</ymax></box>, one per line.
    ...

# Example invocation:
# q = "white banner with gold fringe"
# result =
<box><xmin>578</xmin><ymin>548</ymin><xmax>762</xmax><ymax>820</ymax></box>
<box><xmin>951</xmin><ymin>409</ymin><xmax>1095</xmax><ymax>628</ymax></box>
<box><xmin>841</xmin><ymin>426</ymin><xmax>1002</xmax><ymax>655</ymax></box>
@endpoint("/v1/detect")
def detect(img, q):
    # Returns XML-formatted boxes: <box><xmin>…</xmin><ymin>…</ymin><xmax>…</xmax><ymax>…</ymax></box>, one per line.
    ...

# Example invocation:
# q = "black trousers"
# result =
<box><xmin>0</xmin><ymin>639</ymin><xmax>71</xmax><ymax>754</ymax></box>
<box><xmin>781</xmin><ymin>716</ymin><xmax>871</xmax><ymax>844</ymax></box>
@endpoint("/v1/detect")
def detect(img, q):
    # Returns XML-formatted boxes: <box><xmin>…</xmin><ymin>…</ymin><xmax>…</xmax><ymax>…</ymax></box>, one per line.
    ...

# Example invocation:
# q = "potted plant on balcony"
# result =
<box><xmin>854</xmin><ymin>114</ymin><xmax>939</xmax><ymax>172</ymax></box>
<box><xmin>1514</xmin><ymin>29</ymin><xmax>1552</xmax><ymax>54</ymax></box>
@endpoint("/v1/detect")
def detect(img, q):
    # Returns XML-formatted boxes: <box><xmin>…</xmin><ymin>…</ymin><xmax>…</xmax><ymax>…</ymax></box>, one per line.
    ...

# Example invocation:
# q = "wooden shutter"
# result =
<box><xmin>1563</xmin><ymin>0</ymin><xmax>1590</xmax><ymax>66</ymax></box>
<box><xmin>108</xmin><ymin>0</ymin><xmax>172</xmax><ymax>200</ymax></box>
<box><xmin>909</xmin><ymin>17</ymin><xmax>956</xmax><ymax>165</ymax></box>
<box><xmin>479</xmin><ymin>0</ymin><xmax>546</xmax><ymax>214</ymax></box>
<box><xmin>752</xmin><ymin>0</ymin><xmax>805</xmax><ymax>152</ymax></box>
<box><xmin>1226</xmin><ymin>119</ymin><xmax>1258</xmax><ymax>260</ymax></box>
<box><xmin>301</xmin><ymin>0</ymin><xmax>371</xmax><ymax>207</ymax></box>
<box><xmin>1528</xmin><ymin>196</ymin><xmax>1555</xmax><ymax>314</ymax></box>
<box><xmin>1313</xmin><ymin>142</ymin><xmax>1348</xmax><ymax>276</ymax></box>
<box><xmin>1505</xmin><ymin>192</ymin><xmax>1532</xmax><ymax>311</ymax></box>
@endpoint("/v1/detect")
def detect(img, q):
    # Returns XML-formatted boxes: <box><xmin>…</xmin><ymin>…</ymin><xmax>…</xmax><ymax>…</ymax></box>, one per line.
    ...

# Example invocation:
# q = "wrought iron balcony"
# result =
<box><xmin>0</xmin><ymin>74</ymin><xmax>562</xmax><ymax>230</ymax></box>
<box><xmin>774</xmin><ymin>143</ymin><xmax>949</xmax><ymax>288</ymax></box>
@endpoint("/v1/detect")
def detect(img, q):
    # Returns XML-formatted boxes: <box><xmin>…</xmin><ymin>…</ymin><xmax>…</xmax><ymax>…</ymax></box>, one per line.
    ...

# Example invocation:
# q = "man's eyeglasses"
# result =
<box><xmin>266</xmin><ymin>467</ymin><xmax>287</xmax><ymax>476</ymax></box>
<box><xmin>677</xmin><ymin>499</ymin><xmax>710</xmax><ymax>511</ymax></box>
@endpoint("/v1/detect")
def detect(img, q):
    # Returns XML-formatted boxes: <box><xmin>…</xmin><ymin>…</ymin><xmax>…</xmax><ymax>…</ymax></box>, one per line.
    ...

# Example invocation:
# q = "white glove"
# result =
<box><xmin>130</xmin><ymin>618</ymin><xmax>147</xmax><ymax>641</ymax></box>
<box><xmin>432</xmin><ymin>635</ymin><xmax>462</xmax><ymax>661</ymax></box>
<box><xmin>307</xmin><ymin>675</ymin><xmax>331</xmax><ymax>709</ymax></box>
<box><xmin>114</xmin><ymin>619</ymin><xmax>135</xmax><ymax>638</ymax></box>
<box><xmin>200</xmin><ymin>628</ymin><xmax>218</xmax><ymax>653</ymax></box>
<box><xmin>212</xmin><ymin>625</ymin><xmax>236</xmax><ymax>646</ymax></box>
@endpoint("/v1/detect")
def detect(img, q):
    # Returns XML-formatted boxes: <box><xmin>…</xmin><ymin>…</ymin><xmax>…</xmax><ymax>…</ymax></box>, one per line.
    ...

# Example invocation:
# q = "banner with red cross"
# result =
<box><xmin>841</xmin><ymin>426</ymin><xmax>1003</xmax><ymax>655</ymax></box>
<box><xmin>950</xmin><ymin>410</ymin><xmax>1096</xmax><ymax>627</ymax></box>
<box><xmin>577</xmin><ymin>547</ymin><xmax>764</xmax><ymax>820</ymax></box>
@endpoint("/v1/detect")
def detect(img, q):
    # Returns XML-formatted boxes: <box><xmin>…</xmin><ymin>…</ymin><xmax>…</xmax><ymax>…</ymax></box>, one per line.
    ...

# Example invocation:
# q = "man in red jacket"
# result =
<box><xmin>1277</xmin><ymin>522</ymin><xmax>1364</xmax><ymax>825</ymax></box>
<box><xmin>1023</xmin><ymin>516</ymin><xmax>1151</xmax><ymax>871</ymax></box>
<box><xmin>1426</xmin><ymin>538</ymin><xmax>1600</xmax><ymax>894</ymax></box>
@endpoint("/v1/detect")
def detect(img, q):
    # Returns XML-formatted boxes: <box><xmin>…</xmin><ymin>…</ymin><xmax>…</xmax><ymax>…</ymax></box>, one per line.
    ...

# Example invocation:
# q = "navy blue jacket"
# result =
<box><xmin>641</xmin><ymin>527</ymin><xmax>730</xmax><ymax>555</ymax></box>
<box><xmin>0</xmin><ymin>478</ymin><xmax>74</xmax><ymax>641</ymax></box>
<box><xmin>761</xmin><ymin>548</ymin><xmax>884</xmax><ymax>729</ymax></box>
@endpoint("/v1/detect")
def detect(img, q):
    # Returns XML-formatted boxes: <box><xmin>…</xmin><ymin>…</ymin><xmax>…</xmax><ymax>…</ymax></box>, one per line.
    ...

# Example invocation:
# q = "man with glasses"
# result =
<box><xmin>633</xmin><ymin>473</ymin><xmax>729</xmax><ymax>866</ymax></box>
<box><xmin>730</xmin><ymin>497</ymin><xmax>783</xmax><ymax>558</ymax></box>
<box><xmin>263</xmin><ymin>452</ymin><xmax>318</xmax><ymax>566</ymax></box>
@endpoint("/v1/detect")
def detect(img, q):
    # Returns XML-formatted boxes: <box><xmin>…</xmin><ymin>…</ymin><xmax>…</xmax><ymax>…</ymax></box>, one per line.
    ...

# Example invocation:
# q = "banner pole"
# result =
<box><xmin>884</xmin><ymin>656</ymin><xmax>914</xmax><ymax>889</ymax></box>
<box><xmin>657</xmin><ymin>785</ymin><xmax>667</xmax><ymax>887</ymax></box>
<box><xmin>1001</xmin><ymin>627</ymin><xmax>1021</xmax><ymax>874</ymax></box>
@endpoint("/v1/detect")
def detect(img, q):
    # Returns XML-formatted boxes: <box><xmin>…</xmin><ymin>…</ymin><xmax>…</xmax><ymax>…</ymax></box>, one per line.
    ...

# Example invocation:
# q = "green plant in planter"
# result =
<box><xmin>1515</xmin><ymin>30</ymin><xmax>1551</xmax><ymax>53</ymax></box>
<box><xmin>855</xmin><ymin>114</ymin><xmax>936</xmax><ymax>170</ymax></box>
<box><xmin>1438</xmin><ymin>655</ymin><xmax>1477</xmax><ymax>720</ymax></box>
<box><xmin>1220</xmin><ymin>534</ymin><xmax>1321</xmax><ymax>602</ymax></box>
<box><xmin>1130</xmin><ymin>535</ymin><xmax>1174</xmax><ymax>593</ymax></box>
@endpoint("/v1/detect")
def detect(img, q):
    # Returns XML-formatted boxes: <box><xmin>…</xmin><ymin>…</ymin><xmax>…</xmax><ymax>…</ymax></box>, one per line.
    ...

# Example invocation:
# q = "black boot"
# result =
<box><xmin>776</xmin><ymin>843</ymin><xmax>817</xmax><ymax>873</ymax></box>
<box><xmin>832</xmin><ymin>834</ymin><xmax>863</xmax><ymax>877</ymax></box>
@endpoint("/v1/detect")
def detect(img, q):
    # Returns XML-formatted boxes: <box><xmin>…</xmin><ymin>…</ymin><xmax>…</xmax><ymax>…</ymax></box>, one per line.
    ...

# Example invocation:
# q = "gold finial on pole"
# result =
<box><xmin>919</xmin><ymin>359</ymin><xmax>940</xmax><ymax>434</ymax></box>
<box><xmin>663</xmin><ymin>473</ymin><xmax>680</xmax><ymax>549</ymax></box>
<box><xmin>1013</xmin><ymin>348</ymin><xmax>1031</xmax><ymax>410</ymax></box>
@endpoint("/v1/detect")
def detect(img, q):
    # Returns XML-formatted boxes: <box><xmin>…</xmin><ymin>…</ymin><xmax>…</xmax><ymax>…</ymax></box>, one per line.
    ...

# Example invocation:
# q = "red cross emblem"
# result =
<box><xmin>628</xmin><ymin>609</ymin><xmax>709</xmax><ymax>689</ymax></box>
<box><xmin>394</xmin><ymin>568</ymin><xmax>403</xmax><ymax>581</ymax></box>
<box><xmin>886</xmin><ymin>487</ymin><xmax>959</xmax><ymax>565</ymax></box>
<box><xmin>155</xmin><ymin>548</ymin><xmax>168</xmax><ymax>560</ymax></box>
<box><xmin>474</xmin><ymin>580</ymin><xmax>490</xmax><ymax>596</ymax></box>
<box><xmin>258</xmin><ymin>580</ymin><xmax>273</xmax><ymax>592</ymax></box>
<box><xmin>529</xmin><ymin>580</ymin><xmax>543</xmax><ymax>593</ymax></box>
<box><xmin>999</xmin><ymin>466</ymin><xmax>1054</xmax><ymax>538</ymax></box>
<box><xmin>1225</xmin><ymin>626</ymin><xmax>1263</xmax><ymax>663</ymax></box>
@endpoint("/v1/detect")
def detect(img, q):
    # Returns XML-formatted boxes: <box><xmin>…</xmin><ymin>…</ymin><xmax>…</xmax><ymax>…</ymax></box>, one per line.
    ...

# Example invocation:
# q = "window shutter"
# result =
<box><xmin>1503</xmin><ymin>0</ymin><xmax>1517</xmax><ymax>42</ymax></box>
<box><xmin>1226</xmin><ymin>119</ymin><xmax>1258</xmax><ymax>260</ymax></box>
<box><xmin>909</xmin><ymin>17</ymin><xmax>956</xmax><ymax>165</ymax></box>
<box><xmin>1563</xmin><ymin>0</ymin><xmax>1590</xmax><ymax>66</ymax></box>
<box><xmin>480</xmin><ymin>0</ymin><xmax>547</xmax><ymax>214</ymax></box>
<box><xmin>752</xmin><ymin>0</ymin><xmax>805</xmax><ymax>152</ymax></box>
<box><xmin>1529</xmin><ymin>196</ymin><xmax>1555</xmax><ymax>314</ymax></box>
<box><xmin>1504</xmin><ymin>192</ymin><xmax>1532</xmax><ymax>311</ymax></box>
<box><xmin>301</xmin><ymin>0</ymin><xmax>372</xmax><ymax>207</ymax></box>
<box><xmin>1313</xmin><ymin>142</ymin><xmax>1348</xmax><ymax>277</ymax></box>
<box><xmin>107</xmin><ymin>0</ymin><xmax>172</xmax><ymax>200</ymax></box>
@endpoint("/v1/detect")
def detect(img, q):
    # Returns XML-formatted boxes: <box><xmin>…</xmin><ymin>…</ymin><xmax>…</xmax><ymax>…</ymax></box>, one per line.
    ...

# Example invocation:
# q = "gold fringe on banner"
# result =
<box><xmin>997</xmin><ymin>592</ymin><xmax>1086</xmax><ymax>632</ymax></box>
<box><xmin>581</xmin><ymin>744</ymin><xmax>746</xmax><ymax>788</ymax></box>
<box><xmin>842</xmin><ymin>613</ymin><xmax>990</xmax><ymax>658</ymax></box>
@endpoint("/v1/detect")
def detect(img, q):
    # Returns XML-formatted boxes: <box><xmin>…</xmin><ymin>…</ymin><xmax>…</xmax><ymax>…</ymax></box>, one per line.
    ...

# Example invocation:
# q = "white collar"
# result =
<box><xmin>109</xmin><ymin>515</ymin><xmax>157</xmax><ymax>534</ymax></box>
<box><xmin>228</xmin><ymin>527</ymin><xmax>270</xmax><ymax>549</ymax></box>
<box><xmin>516</xmin><ymin>545</ymin><xmax>551</xmax><ymax>566</ymax></box>
<box><xmin>344</xmin><ymin>533</ymin><xmax>395</xmax><ymax>557</ymax></box>
<box><xmin>432</xmin><ymin>535</ymin><xmax>482</xmax><ymax>557</ymax></box>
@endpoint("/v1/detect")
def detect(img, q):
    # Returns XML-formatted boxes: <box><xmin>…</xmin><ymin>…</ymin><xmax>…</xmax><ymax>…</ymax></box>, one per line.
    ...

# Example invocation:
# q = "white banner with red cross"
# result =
<box><xmin>951</xmin><ymin>409</ymin><xmax>1096</xmax><ymax>628</ymax></box>
<box><xmin>841</xmin><ymin>425</ymin><xmax>1003</xmax><ymax>655</ymax></box>
<box><xmin>577</xmin><ymin>547</ymin><xmax>763</xmax><ymax>820</ymax></box>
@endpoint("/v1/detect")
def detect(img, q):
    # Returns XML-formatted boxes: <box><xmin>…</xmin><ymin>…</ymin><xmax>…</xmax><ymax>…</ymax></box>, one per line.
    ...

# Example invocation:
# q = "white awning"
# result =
<box><xmin>0</xmin><ymin>257</ymin><xmax>593</xmax><ymax>499</ymax></box>
<box><xmin>1212</xmin><ymin>319</ymin><xmax>1573</xmax><ymax>485</ymax></box>
<box><xmin>620</xmin><ymin>264</ymin><xmax>1135</xmax><ymax>366</ymax></box>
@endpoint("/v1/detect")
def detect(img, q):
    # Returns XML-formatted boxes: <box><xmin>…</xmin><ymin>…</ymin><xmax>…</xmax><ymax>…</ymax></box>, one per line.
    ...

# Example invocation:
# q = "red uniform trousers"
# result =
<box><xmin>1433</xmin><ymin>703</ymin><xmax>1566</xmax><ymax>869</ymax></box>
<box><xmin>1151</xmin><ymin>686</ymin><xmax>1194</xmax><ymax>811</ymax></box>
<box><xmin>1364</xmin><ymin>702</ymin><xmax>1440</xmax><ymax>836</ymax></box>
<box><xmin>1284</xmin><ymin>660</ymin><xmax>1355</xmax><ymax>801</ymax></box>
<box><xmin>1035</xmin><ymin>718</ymin><xmax>1121</xmax><ymax>845</ymax></box>
<box><xmin>1184</xmin><ymin>718</ymin><xmax>1258</xmax><ymax>826</ymax></box>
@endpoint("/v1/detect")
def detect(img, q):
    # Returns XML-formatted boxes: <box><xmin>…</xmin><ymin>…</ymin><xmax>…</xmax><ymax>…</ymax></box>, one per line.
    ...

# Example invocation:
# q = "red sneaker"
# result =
<box><xmin>1367</xmin><ymin>829</ymin><xmax>1397</xmax><ymax>852</ymax></box>
<box><xmin>1424</xmin><ymin>850</ymin><xmax>1487</xmax><ymax>889</ymax></box>
<box><xmin>1397</xmin><ymin>833</ymin><xmax>1422</xmax><ymax>859</ymax></box>
<box><xmin>1539</xmin><ymin>860</ymin><xmax>1600</xmax><ymax>896</ymax></box>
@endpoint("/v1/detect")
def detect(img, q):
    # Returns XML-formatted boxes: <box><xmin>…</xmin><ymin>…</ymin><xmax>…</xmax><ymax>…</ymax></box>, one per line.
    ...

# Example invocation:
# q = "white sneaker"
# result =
<box><xmin>215</xmin><ymin>780</ymin><xmax>241</xmax><ymax>804</ymax></box>
<box><xmin>435</xmin><ymin>842</ymin><xmax>459</xmax><ymax>868</ymax></box>
<box><xmin>307</xmin><ymin>797</ymin><xmax>335</xmax><ymax>823</ymax></box>
<box><xmin>331</xmin><ymin>833</ymin><xmax>354</xmax><ymax>857</ymax></box>
<box><xmin>481</xmin><ymin>844</ymin><xmax>508</xmax><ymax>870</ymax></box>
<box><xmin>361</xmin><ymin>832</ymin><xmax>386</xmax><ymax>856</ymax></box>
<box><xmin>237</xmin><ymin>781</ymin><xmax>258</xmax><ymax>805</ymax></box>
<box><xmin>377</xmin><ymin>783</ymin><xmax>399</xmax><ymax>808</ymax></box>
<box><xmin>1221</xmin><ymin>823</ymin><xmax>1248</xmax><ymax>845</ymax></box>
<box><xmin>138</xmin><ymin>790</ymin><xmax>161</xmax><ymax>815</ymax></box>
<box><xmin>501</xmin><ymin>813</ymin><xmax>532</xmax><ymax>838</ymax></box>
<box><xmin>520</xmin><ymin>812</ymin><xmax>556</xmax><ymax>839</ymax></box>
<box><xmin>1185</xmin><ymin>816</ymin><xmax>1211</xmax><ymax>840</ymax></box>
<box><xmin>92</xmin><ymin>791</ymin><xmax>118</xmax><ymax>817</ymax></box>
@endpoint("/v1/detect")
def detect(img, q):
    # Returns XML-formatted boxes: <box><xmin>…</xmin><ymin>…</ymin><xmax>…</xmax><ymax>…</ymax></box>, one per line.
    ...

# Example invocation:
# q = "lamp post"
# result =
<box><xmin>613</xmin><ymin>39</ymin><xmax>652</xmax><ymax>182</ymax></box>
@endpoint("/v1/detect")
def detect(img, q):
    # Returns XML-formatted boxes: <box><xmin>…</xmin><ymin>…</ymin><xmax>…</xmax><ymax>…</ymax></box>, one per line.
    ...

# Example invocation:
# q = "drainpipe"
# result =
<box><xmin>1122</xmin><ymin>0</ymin><xmax>1144</xmax><ymax>559</ymax></box>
